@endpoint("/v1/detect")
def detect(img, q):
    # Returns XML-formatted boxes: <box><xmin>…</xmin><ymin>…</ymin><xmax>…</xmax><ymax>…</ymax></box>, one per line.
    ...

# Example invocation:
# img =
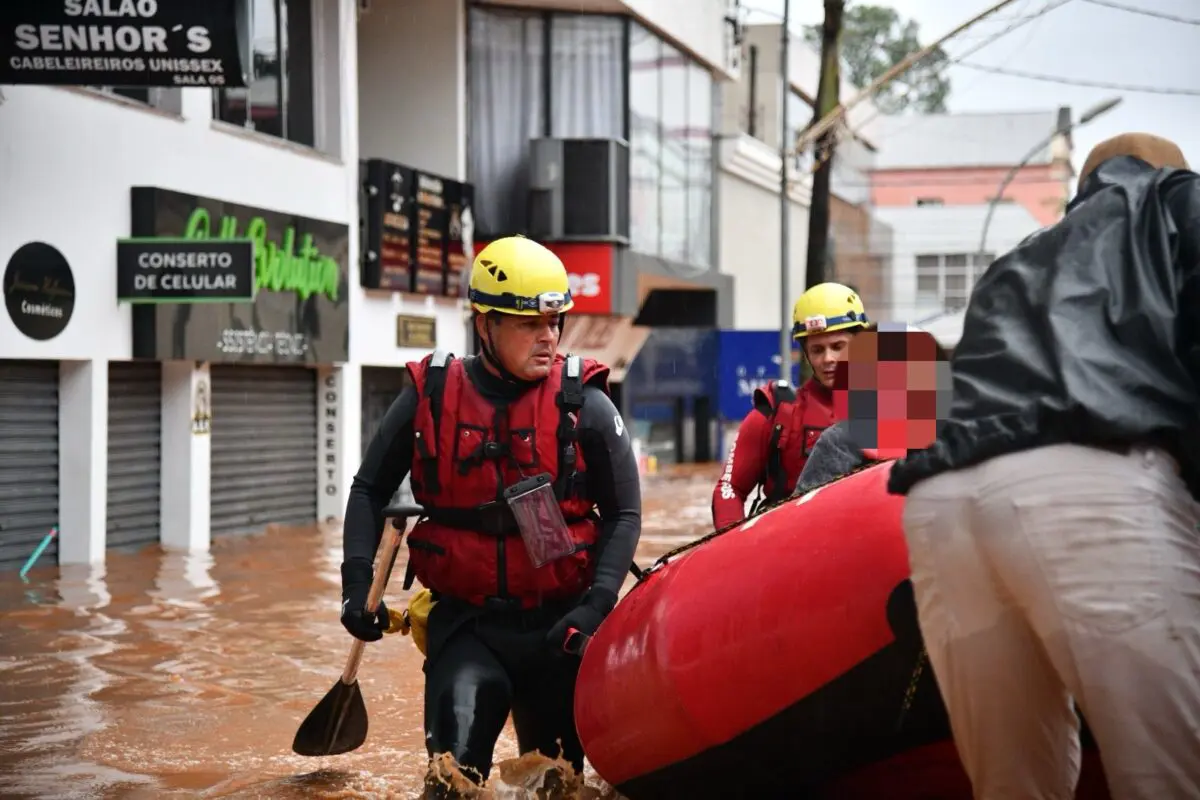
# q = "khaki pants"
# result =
<box><xmin>902</xmin><ymin>443</ymin><xmax>1200</xmax><ymax>800</ymax></box>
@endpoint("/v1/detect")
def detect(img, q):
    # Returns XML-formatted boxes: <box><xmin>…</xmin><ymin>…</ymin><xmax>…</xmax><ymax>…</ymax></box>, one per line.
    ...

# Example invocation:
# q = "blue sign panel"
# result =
<box><xmin>716</xmin><ymin>330</ymin><xmax>802</xmax><ymax>421</ymax></box>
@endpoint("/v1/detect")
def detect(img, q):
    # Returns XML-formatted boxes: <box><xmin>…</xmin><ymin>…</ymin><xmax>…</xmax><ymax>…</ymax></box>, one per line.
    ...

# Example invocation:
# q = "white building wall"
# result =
<box><xmin>0</xmin><ymin>0</ymin><xmax>733</xmax><ymax>568</ymax></box>
<box><xmin>718</xmin><ymin>134</ymin><xmax>812</xmax><ymax>331</ymax></box>
<box><xmin>354</xmin><ymin>0</ymin><xmax>469</xmax><ymax>367</ymax></box>
<box><xmin>874</xmin><ymin>202</ymin><xmax>1044</xmax><ymax>322</ymax></box>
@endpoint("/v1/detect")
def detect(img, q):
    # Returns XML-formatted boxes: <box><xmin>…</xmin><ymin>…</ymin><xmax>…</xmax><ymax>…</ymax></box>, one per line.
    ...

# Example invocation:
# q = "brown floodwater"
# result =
<box><xmin>0</xmin><ymin>466</ymin><xmax>719</xmax><ymax>799</ymax></box>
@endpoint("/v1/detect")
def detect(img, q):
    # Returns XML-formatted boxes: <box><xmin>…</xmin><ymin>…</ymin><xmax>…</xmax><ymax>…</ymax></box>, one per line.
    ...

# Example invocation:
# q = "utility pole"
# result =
<box><xmin>778</xmin><ymin>0</ymin><xmax>791</xmax><ymax>380</ymax></box>
<box><xmin>804</xmin><ymin>0</ymin><xmax>844</xmax><ymax>290</ymax></box>
<box><xmin>791</xmin><ymin>0</ymin><xmax>1020</xmax><ymax>159</ymax></box>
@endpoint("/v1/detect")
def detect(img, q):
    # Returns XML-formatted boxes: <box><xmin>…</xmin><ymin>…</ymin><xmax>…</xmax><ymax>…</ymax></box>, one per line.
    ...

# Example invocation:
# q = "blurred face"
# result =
<box><xmin>477</xmin><ymin>312</ymin><xmax>561</xmax><ymax>381</ymax></box>
<box><xmin>802</xmin><ymin>331</ymin><xmax>854</xmax><ymax>387</ymax></box>
<box><xmin>832</xmin><ymin>325</ymin><xmax>951</xmax><ymax>457</ymax></box>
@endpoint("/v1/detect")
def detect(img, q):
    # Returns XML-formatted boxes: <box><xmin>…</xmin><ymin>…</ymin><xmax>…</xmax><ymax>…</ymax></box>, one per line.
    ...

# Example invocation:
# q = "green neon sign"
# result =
<box><xmin>182</xmin><ymin>207</ymin><xmax>340</xmax><ymax>302</ymax></box>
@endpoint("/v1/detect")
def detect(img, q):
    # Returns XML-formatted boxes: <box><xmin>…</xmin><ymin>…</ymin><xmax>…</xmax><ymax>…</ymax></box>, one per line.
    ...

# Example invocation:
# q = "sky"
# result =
<box><xmin>743</xmin><ymin>0</ymin><xmax>1200</xmax><ymax>186</ymax></box>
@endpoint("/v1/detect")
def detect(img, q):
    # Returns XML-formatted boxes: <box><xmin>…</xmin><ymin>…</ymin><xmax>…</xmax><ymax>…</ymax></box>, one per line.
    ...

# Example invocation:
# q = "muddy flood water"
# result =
<box><xmin>0</xmin><ymin>466</ymin><xmax>719</xmax><ymax>799</ymax></box>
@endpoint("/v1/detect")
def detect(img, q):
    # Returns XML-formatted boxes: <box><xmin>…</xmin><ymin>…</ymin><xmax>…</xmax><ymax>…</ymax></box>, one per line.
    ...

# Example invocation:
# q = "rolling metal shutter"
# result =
<box><xmin>0</xmin><ymin>361</ymin><xmax>60</xmax><ymax>571</ymax></box>
<box><xmin>106</xmin><ymin>361</ymin><xmax>162</xmax><ymax>551</ymax></box>
<box><xmin>361</xmin><ymin>366</ymin><xmax>414</xmax><ymax>505</ymax></box>
<box><xmin>210</xmin><ymin>365</ymin><xmax>318</xmax><ymax>536</ymax></box>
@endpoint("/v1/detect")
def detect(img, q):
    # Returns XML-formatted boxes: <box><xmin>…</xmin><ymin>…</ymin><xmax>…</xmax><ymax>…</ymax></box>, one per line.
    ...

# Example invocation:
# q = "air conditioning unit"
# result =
<box><xmin>528</xmin><ymin>138</ymin><xmax>630</xmax><ymax>245</ymax></box>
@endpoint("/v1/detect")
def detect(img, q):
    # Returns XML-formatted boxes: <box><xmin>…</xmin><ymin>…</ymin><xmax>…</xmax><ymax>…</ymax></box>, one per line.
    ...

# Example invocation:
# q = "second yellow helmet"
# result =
<box><xmin>792</xmin><ymin>282</ymin><xmax>869</xmax><ymax>340</ymax></box>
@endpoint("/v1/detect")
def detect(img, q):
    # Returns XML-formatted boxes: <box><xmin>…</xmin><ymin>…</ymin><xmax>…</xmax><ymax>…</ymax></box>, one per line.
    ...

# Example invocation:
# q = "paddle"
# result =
<box><xmin>292</xmin><ymin>503</ymin><xmax>425</xmax><ymax>757</ymax></box>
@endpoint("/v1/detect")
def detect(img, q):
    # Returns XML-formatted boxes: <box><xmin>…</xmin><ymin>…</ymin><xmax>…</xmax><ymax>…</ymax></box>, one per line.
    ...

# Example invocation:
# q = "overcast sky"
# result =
<box><xmin>744</xmin><ymin>0</ymin><xmax>1200</xmax><ymax>187</ymax></box>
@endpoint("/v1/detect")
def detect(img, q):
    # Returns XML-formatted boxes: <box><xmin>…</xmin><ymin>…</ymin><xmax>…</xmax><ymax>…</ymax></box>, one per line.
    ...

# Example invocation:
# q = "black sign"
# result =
<box><xmin>0</xmin><ymin>0</ymin><xmax>248</xmax><ymax>88</ymax></box>
<box><xmin>129</xmin><ymin>186</ymin><xmax>350</xmax><ymax>364</ymax></box>
<box><xmin>360</xmin><ymin>159</ymin><xmax>415</xmax><ymax>292</ymax></box>
<box><xmin>414</xmin><ymin>171</ymin><xmax>449</xmax><ymax>295</ymax></box>
<box><xmin>117</xmin><ymin>239</ymin><xmax>255</xmax><ymax>303</ymax></box>
<box><xmin>445</xmin><ymin>181</ymin><xmax>475</xmax><ymax>298</ymax></box>
<box><xmin>3</xmin><ymin>241</ymin><xmax>75</xmax><ymax>341</ymax></box>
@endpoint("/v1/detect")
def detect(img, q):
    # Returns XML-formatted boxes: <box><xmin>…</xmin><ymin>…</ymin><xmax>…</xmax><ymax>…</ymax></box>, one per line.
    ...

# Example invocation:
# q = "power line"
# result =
<box><xmin>1081</xmin><ymin>0</ymin><xmax>1200</xmax><ymax>25</ymax></box>
<box><xmin>802</xmin><ymin>0</ymin><xmax>1075</xmax><ymax>172</ymax></box>
<box><xmin>955</xmin><ymin>61</ymin><xmax>1200</xmax><ymax>96</ymax></box>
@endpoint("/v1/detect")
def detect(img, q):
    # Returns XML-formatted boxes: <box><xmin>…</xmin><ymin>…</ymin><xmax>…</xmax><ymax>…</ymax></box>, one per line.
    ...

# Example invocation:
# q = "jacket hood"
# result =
<box><xmin>1071</xmin><ymin>132</ymin><xmax>1189</xmax><ymax>210</ymax></box>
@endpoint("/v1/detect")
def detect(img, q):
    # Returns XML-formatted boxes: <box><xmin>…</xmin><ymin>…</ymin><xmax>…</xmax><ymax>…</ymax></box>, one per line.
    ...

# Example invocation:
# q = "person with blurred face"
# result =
<box><xmin>712</xmin><ymin>283</ymin><xmax>870</xmax><ymax>528</ymax></box>
<box><xmin>889</xmin><ymin>132</ymin><xmax>1200</xmax><ymax>798</ymax></box>
<box><xmin>791</xmin><ymin>323</ymin><xmax>949</xmax><ymax>498</ymax></box>
<box><xmin>339</xmin><ymin>236</ymin><xmax>642</xmax><ymax>793</ymax></box>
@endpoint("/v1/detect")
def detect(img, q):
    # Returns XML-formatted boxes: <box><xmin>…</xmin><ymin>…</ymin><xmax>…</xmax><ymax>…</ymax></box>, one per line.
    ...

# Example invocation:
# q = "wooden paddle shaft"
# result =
<box><xmin>340</xmin><ymin>520</ymin><xmax>403</xmax><ymax>684</ymax></box>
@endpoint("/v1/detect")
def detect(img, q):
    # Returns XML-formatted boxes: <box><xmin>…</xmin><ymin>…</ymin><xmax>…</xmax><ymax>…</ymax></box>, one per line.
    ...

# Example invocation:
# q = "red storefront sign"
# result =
<box><xmin>474</xmin><ymin>240</ymin><xmax>614</xmax><ymax>316</ymax></box>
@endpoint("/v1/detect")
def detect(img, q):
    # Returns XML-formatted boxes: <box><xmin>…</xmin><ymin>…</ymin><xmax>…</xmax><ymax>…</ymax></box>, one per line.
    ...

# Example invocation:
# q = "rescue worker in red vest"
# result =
<box><xmin>338</xmin><ymin>235</ymin><xmax>642</xmax><ymax>791</ymax></box>
<box><xmin>711</xmin><ymin>283</ymin><xmax>870</xmax><ymax>529</ymax></box>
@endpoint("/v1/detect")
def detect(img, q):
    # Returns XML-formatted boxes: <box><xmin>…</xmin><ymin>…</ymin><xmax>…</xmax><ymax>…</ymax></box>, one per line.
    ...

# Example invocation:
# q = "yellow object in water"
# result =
<box><xmin>385</xmin><ymin>588</ymin><xmax>434</xmax><ymax>656</ymax></box>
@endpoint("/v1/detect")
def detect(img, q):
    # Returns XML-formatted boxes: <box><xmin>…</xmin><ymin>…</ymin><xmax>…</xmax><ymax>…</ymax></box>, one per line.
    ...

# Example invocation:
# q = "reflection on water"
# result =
<box><xmin>0</xmin><ymin>466</ymin><xmax>721</xmax><ymax>799</ymax></box>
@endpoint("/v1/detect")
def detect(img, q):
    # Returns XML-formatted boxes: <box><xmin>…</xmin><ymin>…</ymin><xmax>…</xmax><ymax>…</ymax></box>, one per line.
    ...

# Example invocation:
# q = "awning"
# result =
<box><xmin>559</xmin><ymin>315</ymin><xmax>650</xmax><ymax>383</ymax></box>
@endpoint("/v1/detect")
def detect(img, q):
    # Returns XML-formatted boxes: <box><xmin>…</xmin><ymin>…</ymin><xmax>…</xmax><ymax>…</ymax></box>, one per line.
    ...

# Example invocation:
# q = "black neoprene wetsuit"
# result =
<box><xmin>343</xmin><ymin>355</ymin><xmax>642</xmax><ymax>783</ymax></box>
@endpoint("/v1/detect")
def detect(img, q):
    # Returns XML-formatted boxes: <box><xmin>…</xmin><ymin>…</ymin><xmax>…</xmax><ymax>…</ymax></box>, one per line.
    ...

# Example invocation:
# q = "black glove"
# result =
<box><xmin>546</xmin><ymin>587</ymin><xmax>618</xmax><ymax>654</ymax></box>
<box><xmin>340</xmin><ymin>559</ymin><xmax>390</xmax><ymax>642</ymax></box>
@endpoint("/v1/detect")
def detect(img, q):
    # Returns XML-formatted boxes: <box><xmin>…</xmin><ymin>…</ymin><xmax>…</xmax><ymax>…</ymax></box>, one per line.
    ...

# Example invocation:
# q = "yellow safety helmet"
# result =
<box><xmin>468</xmin><ymin>235</ymin><xmax>575</xmax><ymax>316</ymax></box>
<box><xmin>792</xmin><ymin>282</ymin><xmax>869</xmax><ymax>340</ymax></box>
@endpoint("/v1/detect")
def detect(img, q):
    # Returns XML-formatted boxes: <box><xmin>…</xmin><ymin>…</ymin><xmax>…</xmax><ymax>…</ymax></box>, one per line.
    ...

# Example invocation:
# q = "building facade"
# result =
<box><xmin>869</xmin><ymin>108</ymin><xmax>1075</xmax><ymax>342</ymax></box>
<box><xmin>704</xmin><ymin>22</ymin><xmax>891</xmax><ymax>458</ymax></box>
<box><xmin>0</xmin><ymin>0</ymin><xmax>736</xmax><ymax>570</ymax></box>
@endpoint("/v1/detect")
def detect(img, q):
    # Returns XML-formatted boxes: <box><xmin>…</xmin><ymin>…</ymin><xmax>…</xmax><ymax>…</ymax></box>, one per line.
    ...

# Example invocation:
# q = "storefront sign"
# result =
<box><xmin>116</xmin><ymin>238</ymin><xmax>254</xmax><ymax>303</ymax></box>
<box><xmin>414</xmin><ymin>172</ymin><xmax>448</xmax><ymax>295</ymax></box>
<box><xmin>396</xmin><ymin>314</ymin><xmax>436</xmax><ymax>349</ymax></box>
<box><xmin>360</xmin><ymin>159</ymin><xmax>415</xmax><ymax>292</ymax></box>
<box><xmin>444</xmin><ymin>181</ymin><xmax>474</xmax><ymax>298</ymax></box>
<box><xmin>0</xmin><ymin>0</ymin><xmax>249</xmax><ymax>88</ymax></box>
<box><xmin>360</xmin><ymin>158</ymin><xmax>475</xmax><ymax>298</ymax></box>
<box><xmin>3</xmin><ymin>241</ymin><xmax>75</xmax><ymax>341</ymax></box>
<box><xmin>129</xmin><ymin>186</ymin><xmax>349</xmax><ymax>364</ymax></box>
<box><xmin>716</xmin><ymin>330</ymin><xmax>801</xmax><ymax>420</ymax></box>
<box><xmin>317</xmin><ymin>368</ymin><xmax>344</xmax><ymax>521</ymax></box>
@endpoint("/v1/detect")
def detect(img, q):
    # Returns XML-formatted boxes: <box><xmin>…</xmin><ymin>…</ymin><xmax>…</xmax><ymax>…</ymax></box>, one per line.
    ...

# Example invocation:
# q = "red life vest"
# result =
<box><xmin>755</xmin><ymin>377</ymin><xmax>837</xmax><ymax>502</ymax></box>
<box><xmin>403</xmin><ymin>350</ymin><xmax>611</xmax><ymax>609</ymax></box>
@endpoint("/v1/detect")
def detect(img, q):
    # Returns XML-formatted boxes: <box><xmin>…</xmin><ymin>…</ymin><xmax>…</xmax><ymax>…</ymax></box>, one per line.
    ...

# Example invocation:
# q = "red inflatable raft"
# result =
<box><xmin>575</xmin><ymin>461</ymin><xmax>1112</xmax><ymax>798</ymax></box>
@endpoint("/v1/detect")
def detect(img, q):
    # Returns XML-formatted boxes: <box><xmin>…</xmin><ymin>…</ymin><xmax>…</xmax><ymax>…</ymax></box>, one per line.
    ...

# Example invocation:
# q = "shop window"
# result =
<box><xmin>629</xmin><ymin>24</ymin><xmax>662</xmax><ymax>257</ymax></box>
<box><xmin>212</xmin><ymin>0</ymin><xmax>315</xmax><ymax>148</ymax></box>
<box><xmin>467</xmin><ymin>7</ymin><xmax>545</xmax><ymax>238</ymax></box>
<box><xmin>467</xmin><ymin>11</ymin><xmax>716</xmax><ymax>269</ymax></box>
<box><xmin>549</xmin><ymin>16</ymin><xmax>624</xmax><ymax>139</ymax></box>
<box><xmin>626</xmin><ymin>24</ymin><xmax>716</xmax><ymax>269</ymax></box>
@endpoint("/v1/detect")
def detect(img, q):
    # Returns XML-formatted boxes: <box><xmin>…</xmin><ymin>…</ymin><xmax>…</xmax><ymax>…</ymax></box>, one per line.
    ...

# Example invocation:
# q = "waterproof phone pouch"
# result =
<box><xmin>503</xmin><ymin>473</ymin><xmax>575</xmax><ymax>568</ymax></box>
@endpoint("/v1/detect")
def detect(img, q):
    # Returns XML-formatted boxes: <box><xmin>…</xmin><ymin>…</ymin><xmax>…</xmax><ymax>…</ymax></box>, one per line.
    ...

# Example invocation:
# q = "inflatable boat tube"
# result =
<box><xmin>574</xmin><ymin>461</ymin><xmax>1112</xmax><ymax>798</ymax></box>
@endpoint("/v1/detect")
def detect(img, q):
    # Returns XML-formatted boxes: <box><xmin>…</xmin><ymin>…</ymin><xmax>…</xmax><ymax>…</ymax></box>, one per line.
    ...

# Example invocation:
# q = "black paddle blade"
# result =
<box><xmin>292</xmin><ymin>678</ymin><xmax>369</xmax><ymax>757</ymax></box>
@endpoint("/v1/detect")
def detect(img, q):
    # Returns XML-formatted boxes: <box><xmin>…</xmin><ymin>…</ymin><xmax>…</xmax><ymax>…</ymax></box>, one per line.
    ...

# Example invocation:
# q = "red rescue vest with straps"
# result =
<box><xmin>402</xmin><ymin>350</ymin><xmax>611</xmax><ymax>609</ymax></box>
<box><xmin>754</xmin><ymin>377</ymin><xmax>837</xmax><ymax>503</ymax></box>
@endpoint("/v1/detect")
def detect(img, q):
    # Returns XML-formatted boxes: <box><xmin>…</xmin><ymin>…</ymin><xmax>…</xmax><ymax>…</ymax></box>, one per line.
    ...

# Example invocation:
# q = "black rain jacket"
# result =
<box><xmin>888</xmin><ymin>155</ymin><xmax>1200</xmax><ymax>500</ymax></box>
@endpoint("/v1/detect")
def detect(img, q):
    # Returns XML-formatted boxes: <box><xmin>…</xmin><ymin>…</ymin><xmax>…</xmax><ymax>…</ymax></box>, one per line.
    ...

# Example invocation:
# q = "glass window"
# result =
<box><xmin>550</xmin><ymin>16</ymin><xmax>624</xmax><ymax>138</ymax></box>
<box><xmin>213</xmin><ymin>0</ymin><xmax>314</xmax><ymax>147</ymax></box>
<box><xmin>467</xmin><ymin>7</ymin><xmax>545</xmax><ymax>238</ymax></box>
<box><xmin>659</xmin><ymin>43</ymin><xmax>688</xmax><ymax>264</ymax></box>
<box><xmin>629</xmin><ymin>24</ymin><xmax>661</xmax><ymax>256</ymax></box>
<box><xmin>686</xmin><ymin>63</ymin><xmax>713</xmax><ymax>268</ymax></box>
<box><xmin>916</xmin><ymin>254</ymin><xmax>940</xmax><ymax>300</ymax></box>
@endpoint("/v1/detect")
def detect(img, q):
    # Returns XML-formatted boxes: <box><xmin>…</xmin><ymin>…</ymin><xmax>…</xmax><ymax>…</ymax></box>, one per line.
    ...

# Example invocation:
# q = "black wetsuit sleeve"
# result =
<box><xmin>576</xmin><ymin>384</ymin><xmax>642</xmax><ymax>599</ymax></box>
<box><xmin>343</xmin><ymin>386</ymin><xmax>418</xmax><ymax>565</ymax></box>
